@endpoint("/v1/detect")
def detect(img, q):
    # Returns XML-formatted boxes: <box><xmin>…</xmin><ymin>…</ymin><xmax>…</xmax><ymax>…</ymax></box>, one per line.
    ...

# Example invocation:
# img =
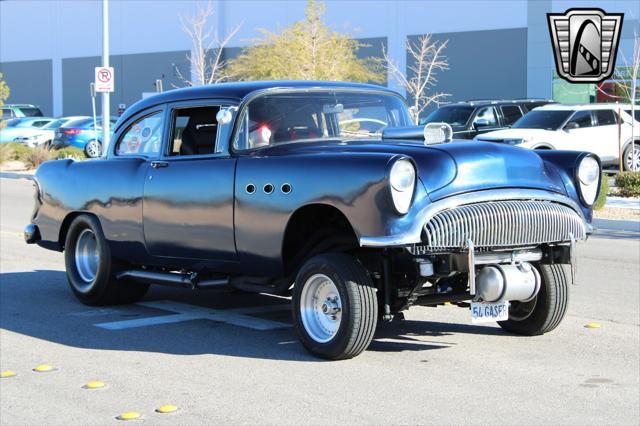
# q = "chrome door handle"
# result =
<box><xmin>150</xmin><ymin>161</ymin><xmax>169</xmax><ymax>169</ymax></box>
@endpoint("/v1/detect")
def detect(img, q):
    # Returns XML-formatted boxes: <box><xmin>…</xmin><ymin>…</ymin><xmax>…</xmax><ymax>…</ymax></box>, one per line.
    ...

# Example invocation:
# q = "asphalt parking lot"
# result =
<box><xmin>1</xmin><ymin>176</ymin><xmax>639</xmax><ymax>425</ymax></box>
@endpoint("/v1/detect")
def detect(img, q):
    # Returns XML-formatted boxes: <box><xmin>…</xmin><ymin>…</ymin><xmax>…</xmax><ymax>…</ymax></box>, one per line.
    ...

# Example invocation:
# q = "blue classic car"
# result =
<box><xmin>25</xmin><ymin>81</ymin><xmax>600</xmax><ymax>359</ymax></box>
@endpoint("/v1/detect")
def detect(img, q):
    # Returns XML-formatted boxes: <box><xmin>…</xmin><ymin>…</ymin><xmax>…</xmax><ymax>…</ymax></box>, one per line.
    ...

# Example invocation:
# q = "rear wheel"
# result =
<box><xmin>292</xmin><ymin>253</ymin><xmax>378</xmax><ymax>360</ymax></box>
<box><xmin>498</xmin><ymin>263</ymin><xmax>569</xmax><ymax>335</ymax></box>
<box><xmin>64</xmin><ymin>215</ymin><xmax>148</xmax><ymax>306</ymax></box>
<box><xmin>84</xmin><ymin>140</ymin><xmax>102</xmax><ymax>158</ymax></box>
<box><xmin>623</xmin><ymin>143</ymin><xmax>640</xmax><ymax>171</ymax></box>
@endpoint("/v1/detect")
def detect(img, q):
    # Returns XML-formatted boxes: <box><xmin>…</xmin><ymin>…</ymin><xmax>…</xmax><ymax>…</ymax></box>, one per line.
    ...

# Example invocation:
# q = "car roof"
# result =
<box><xmin>442</xmin><ymin>99</ymin><xmax>553</xmax><ymax>107</ymax></box>
<box><xmin>534</xmin><ymin>103</ymin><xmax>632</xmax><ymax>111</ymax></box>
<box><xmin>118</xmin><ymin>80</ymin><xmax>396</xmax><ymax>129</ymax></box>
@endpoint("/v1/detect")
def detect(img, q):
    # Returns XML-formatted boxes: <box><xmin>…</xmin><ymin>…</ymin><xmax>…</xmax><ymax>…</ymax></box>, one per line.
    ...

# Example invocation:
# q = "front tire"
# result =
<box><xmin>498</xmin><ymin>263</ymin><xmax>569</xmax><ymax>335</ymax></box>
<box><xmin>623</xmin><ymin>142</ymin><xmax>640</xmax><ymax>171</ymax></box>
<box><xmin>64</xmin><ymin>215</ymin><xmax>148</xmax><ymax>306</ymax></box>
<box><xmin>292</xmin><ymin>253</ymin><xmax>378</xmax><ymax>360</ymax></box>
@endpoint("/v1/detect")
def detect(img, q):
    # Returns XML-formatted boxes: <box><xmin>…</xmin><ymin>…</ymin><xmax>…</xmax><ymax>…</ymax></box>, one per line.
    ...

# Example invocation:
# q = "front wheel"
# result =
<box><xmin>623</xmin><ymin>143</ymin><xmax>640</xmax><ymax>171</ymax></box>
<box><xmin>292</xmin><ymin>253</ymin><xmax>378</xmax><ymax>360</ymax></box>
<box><xmin>64</xmin><ymin>215</ymin><xmax>148</xmax><ymax>306</ymax></box>
<box><xmin>84</xmin><ymin>140</ymin><xmax>102</xmax><ymax>158</ymax></box>
<box><xmin>498</xmin><ymin>263</ymin><xmax>569</xmax><ymax>335</ymax></box>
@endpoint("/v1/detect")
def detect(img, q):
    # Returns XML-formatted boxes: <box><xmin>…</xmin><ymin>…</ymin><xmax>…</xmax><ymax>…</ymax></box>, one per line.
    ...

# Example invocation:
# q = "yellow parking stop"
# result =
<box><xmin>585</xmin><ymin>322</ymin><xmax>601</xmax><ymax>329</ymax></box>
<box><xmin>1</xmin><ymin>370</ymin><xmax>17</xmax><ymax>378</ymax></box>
<box><xmin>117</xmin><ymin>412</ymin><xmax>141</xmax><ymax>421</ymax></box>
<box><xmin>33</xmin><ymin>364</ymin><xmax>55</xmax><ymax>373</ymax></box>
<box><xmin>156</xmin><ymin>405</ymin><xmax>179</xmax><ymax>413</ymax></box>
<box><xmin>84</xmin><ymin>380</ymin><xmax>105</xmax><ymax>389</ymax></box>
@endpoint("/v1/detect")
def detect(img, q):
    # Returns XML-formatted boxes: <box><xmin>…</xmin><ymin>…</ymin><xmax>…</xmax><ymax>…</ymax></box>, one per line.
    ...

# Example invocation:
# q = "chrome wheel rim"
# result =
<box><xmin>626</xmin><ymin>148</ymin><xmax>640</xmax><ymax>171</ymax></box>
<box><xmin>74</xmin><ymin>229</ymin><xmax>99</xmax><ymax>286</ymax></box>
<box><xmin>86</xmin><ymin>141</ymin><xmax>101</xmax><ymax>158</ymax></box>
<box><xmin>300</xmin><ymin>274</ymin><xmax>342</xmax><ymax>343</ymax></box>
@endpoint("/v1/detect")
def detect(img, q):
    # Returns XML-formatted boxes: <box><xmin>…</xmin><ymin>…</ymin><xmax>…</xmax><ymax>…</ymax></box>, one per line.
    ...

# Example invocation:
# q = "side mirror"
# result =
<box><xmin>564</xmin><ymin>122</ymin><xmax>579</xmax><ymax>130</ymax></box>
<box><xmin>216</xmin><ymin>108</ymin><xmax>234</xmax><ymax>125</ymax></box>
<box><xmin>473</xmin><ymin>117</ymin><xmax>491</xmax><ymax>128</ymax></box>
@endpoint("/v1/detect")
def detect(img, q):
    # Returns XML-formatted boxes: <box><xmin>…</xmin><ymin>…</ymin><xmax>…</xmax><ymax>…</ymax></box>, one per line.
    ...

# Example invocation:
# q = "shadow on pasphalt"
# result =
<box><xmin>1</xmin><ymin>270</ymin><xmax>500</xmax><ymax>361</ymax></box>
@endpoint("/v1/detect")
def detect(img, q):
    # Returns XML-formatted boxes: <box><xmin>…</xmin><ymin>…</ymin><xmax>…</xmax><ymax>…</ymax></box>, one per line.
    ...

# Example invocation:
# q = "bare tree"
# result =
<box><xmin>177</xmin><ymin>1</ymin><xmax>241</xmax><ymax>86</ymax></box>
<box><xmin>384</xmin><ymin>35</ymin><xmax>450</xmax><ymax>123</ymax></box>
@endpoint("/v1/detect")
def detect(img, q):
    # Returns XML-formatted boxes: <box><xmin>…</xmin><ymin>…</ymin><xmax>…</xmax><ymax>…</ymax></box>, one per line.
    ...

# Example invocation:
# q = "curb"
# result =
<box><xmin>0</xmin><ymin>171</ymin><xmax>35</xmax><ymax>181</ymax></box>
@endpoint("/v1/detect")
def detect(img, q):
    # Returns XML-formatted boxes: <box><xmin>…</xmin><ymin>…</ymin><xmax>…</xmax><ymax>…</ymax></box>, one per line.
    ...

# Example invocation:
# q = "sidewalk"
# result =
<box><xmin>605</xmin><ymin>196</ymin><xmax>640</xmax><ymax>210</ymax></box>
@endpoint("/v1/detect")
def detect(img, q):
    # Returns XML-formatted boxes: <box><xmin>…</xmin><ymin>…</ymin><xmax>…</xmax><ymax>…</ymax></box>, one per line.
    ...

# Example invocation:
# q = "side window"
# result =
<box><xmin>567</xmin><ymin>110</ymin><xmax>592</xmax><ymax>128</ymax></box>
<box><xmin>500</xmin><ymin>105</ymin><xmax>523</xmax><ymax>126</ymax></box>
<box><xmin>595</xmin><ymin>110</ymin><xmax>617</xmax><ymax>126</ymax></box>
<box><xmin>475</xmin><ymin>107</ymin><xmax>498</xmax><ymax>126</ymax></box>
<box><xmin>115</xmin><ymin>112</ymin><xmax>163</xmax><ymax>156</ymax></box>
<box><xmin>169</xmin><ymin>106</ymin><xmax>220</xmax><ymax>156</ymax></box>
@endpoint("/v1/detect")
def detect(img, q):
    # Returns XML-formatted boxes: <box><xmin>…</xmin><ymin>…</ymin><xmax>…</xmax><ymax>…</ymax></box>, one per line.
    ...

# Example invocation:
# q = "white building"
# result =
<box><xmin>1</xmin><ymin>0</ymin><xmax>638</xmax><ymax>117</ymax></box>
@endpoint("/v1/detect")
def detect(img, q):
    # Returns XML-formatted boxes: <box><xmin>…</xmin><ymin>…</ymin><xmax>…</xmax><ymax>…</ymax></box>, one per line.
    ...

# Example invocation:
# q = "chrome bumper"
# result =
<box><xmin>359</xmin><ymin>189</ymin><xmax>590</xmax><ymax>248</ymax></box>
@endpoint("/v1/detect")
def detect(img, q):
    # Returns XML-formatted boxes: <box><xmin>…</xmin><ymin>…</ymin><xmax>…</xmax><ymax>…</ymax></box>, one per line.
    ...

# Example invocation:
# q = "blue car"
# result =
<box><xmin>26</xmin><ymin>81</ymin><xmax>599</xmax><ymax>359</ymax></box>
<box><xmin>51</xmin><ymin>117</ymin><xmax>116</xmax><ymax>157</ymax></box>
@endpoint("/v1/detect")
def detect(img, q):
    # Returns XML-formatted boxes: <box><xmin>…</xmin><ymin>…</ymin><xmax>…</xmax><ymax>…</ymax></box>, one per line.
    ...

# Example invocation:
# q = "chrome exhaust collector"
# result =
<box><xmin>475</xmin><ymin>262</ymin><xmax>541</xmax><ymax>303</ymax></box>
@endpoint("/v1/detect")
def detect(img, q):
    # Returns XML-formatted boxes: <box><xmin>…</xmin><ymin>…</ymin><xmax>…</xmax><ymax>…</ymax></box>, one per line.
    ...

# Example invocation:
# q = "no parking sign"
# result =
<box><xmin>94</xmin><ymin>66</ymin><xmax>114</xmax><ymax>92</ymax></box>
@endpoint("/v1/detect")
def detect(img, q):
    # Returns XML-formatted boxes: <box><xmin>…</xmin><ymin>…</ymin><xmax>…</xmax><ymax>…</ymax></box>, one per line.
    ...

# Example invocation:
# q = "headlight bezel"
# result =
<box><xmin>575</xmin><ymin>154</ymin><xmax>601</xmax><ymax>208</ymax></box>
<box><xmin>388</xmin><ymin>157</ymin><xmax>416</xmax><ymax>215</ymax></box>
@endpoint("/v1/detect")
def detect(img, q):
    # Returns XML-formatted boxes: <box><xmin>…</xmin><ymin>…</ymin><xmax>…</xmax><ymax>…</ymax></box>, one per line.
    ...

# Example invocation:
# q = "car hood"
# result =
<box><xmin>475</xmin><ymin>128</ymin><xmax>557</xmax><ymax>140</ymax></box>
<box><xmin>255</xmin><ymin>139</ymin><xmax>566</xmax><ymax>201</ymax></box>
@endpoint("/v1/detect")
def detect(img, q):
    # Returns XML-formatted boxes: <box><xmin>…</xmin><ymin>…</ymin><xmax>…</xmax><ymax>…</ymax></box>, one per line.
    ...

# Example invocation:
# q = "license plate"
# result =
<box><xmin>471</xmin><ymin>301</ymin><xmax>509</xmax><ymax>324</ymax></box>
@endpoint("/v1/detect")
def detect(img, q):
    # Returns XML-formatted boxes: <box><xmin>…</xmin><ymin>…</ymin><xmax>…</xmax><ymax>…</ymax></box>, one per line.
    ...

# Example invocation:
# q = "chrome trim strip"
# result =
<box><xmin>359</xmin><ymin>189</ymin><xmax>588</xmax><ymax>247</ymax></box>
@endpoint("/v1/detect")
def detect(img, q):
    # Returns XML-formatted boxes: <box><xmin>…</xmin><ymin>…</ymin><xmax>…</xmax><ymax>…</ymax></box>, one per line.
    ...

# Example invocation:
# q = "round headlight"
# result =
<box><xmin>577</xmin><ymin>155</ymin><xmax>600</xmax><ymax>206</ymax></box>
<box><xmin>389</xmin><ymin>159</ymin><xmax>416</xmax><ymax>214</ymax></box>
<box><xmin>578</xmin><ymin>156</ymin><xmax>599</xmax><ymax>185</ymax></box>
<box><xmin>390</xmin><ymin>160</ymin><xmax>416</xmax><ymax>192</ymax></box>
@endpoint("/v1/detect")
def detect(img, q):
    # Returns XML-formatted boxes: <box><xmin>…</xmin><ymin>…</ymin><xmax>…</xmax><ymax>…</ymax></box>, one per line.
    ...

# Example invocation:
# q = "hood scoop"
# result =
<box><xmin>382</xmin><ymin>123</ymin><xmax>453</xmax><ymax>145</ymax></box>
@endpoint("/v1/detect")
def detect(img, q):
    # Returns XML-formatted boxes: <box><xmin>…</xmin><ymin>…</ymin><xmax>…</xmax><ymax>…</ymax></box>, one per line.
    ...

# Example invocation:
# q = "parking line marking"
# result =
<box><xmin>94</xmin><ymin>300</ymin><xmax>291</xmax><ymax>331</ymax></box>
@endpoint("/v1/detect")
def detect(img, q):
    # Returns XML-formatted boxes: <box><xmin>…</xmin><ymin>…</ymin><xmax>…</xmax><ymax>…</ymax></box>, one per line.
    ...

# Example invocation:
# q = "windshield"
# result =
<box><xmin>422</xmin><ymin>106</ymin><xmax>474</xmax><ymax>126</ymax></box>
<box><xmin>43</xmin><ymin>119</ymin><xmax>68</xmax><ymax>129</ymax></box>
<box><xmin>234</xmin><ymin>91</ymin><xmax>410</xmax><ymax>150</ymax></box>
<box><xmin>19</xmin><ymin>107</ymin><xmax>43</xmax><ymax>117</ymax></box>
<box><xmin>511</xmin><ymin>110</ymin><xmax>573</xmax><ymax>130</ymax></box>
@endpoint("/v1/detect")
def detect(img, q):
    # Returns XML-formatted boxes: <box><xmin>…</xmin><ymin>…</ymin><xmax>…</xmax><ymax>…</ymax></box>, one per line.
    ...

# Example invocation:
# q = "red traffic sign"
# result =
<box><xmin>94</xmin><ymin>67</ymin><xmax>115</xmax><ymax>92</ymax></box>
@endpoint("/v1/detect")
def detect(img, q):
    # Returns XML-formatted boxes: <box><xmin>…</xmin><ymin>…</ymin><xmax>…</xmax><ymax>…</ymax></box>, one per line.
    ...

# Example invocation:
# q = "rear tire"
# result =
<box><xmin>292</xmin><ymin>253</ymin><xmax>378</xmax><ymax>360</ymax></box>
<box><xmin>64</xmin><ymin>215</ymin><xmax>148</xmax><ymax>306</ymax></box>
<box><xmin>498</xmin><ymin>263</ymin><xmax>569</xmax><ymax>335</ymax></box>
<box><xmin>84</xmin><ymin>140</ymin><xmax>102</xmax><ymax>158</ymax></box>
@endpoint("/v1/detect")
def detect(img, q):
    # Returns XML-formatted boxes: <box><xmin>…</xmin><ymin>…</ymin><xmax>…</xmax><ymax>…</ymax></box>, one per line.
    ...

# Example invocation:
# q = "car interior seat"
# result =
<box><xmin>179</xmin><ymin>109</ymin><xmax>218</xmax><ymax>155</ymax></box>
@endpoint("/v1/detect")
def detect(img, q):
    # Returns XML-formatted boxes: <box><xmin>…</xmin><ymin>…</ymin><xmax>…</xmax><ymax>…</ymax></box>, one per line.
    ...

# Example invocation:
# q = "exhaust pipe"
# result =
<box><xmin>116</xmin><ymin>270</ymin><xmax>228</xmax><ymax>290</ymax></box>
<box><xmin>475</xmin><ymin>262</ymin><xmax>540</xmax><ymax>303</ymax></box>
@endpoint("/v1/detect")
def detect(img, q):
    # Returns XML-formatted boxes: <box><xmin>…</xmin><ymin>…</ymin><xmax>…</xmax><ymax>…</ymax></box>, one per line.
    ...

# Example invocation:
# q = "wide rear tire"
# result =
<box><xmin>64</xmin><ymin>215</ymin><xmax>149</xmax><ymax>306</ymax></box>
<box><xmin>498</xmin><ymin>263</ymin><xmax>569</xmax><ymax>335</ymax></box>
<box><xmin>293</xmin><ymin>253</ymin><xmax>378</xmax><ymax>360</ymax></box>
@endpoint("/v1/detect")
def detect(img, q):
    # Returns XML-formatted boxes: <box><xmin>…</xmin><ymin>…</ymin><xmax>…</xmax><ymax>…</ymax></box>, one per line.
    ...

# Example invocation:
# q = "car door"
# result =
<box><xmin>561</xmin><ymin>110</ymin><xmax>596</xmax><ymax>152</ymax></box>
<box><xmin>142</xmin><ymin>101</ymin><xmax>238</xmax><ymax>261</ymax></box>
<box><xmin>591</xmin><ymin>109</ymin><xmax>621</xmax><ymax>164</ymax></box>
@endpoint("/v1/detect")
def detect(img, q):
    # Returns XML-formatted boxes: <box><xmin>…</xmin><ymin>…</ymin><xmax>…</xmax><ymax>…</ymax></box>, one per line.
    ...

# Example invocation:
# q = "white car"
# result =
<box><xmin>475</xmin><ymin>104</ymin><xmax>640</xmax><ymax>171</ymax></box>
<box><xmin>11</xmin><ymin>116</ymin><xmax>89</xmax><ymax>147</ymax></box>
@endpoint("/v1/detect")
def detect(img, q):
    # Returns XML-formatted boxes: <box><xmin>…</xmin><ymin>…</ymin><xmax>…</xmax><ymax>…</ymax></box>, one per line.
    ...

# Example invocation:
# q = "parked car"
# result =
<box><xmin>51</xmin><ymin>117</ymin><xmax>116</xmax><ymax>158</ymax></box>
<box><xmin>0</xmin><ymin>117</ymin><xmax>55</xmax><ymax>143</ymax></box>
<box><xmin>25</xmin><ymin>81</ymin><xmax>598</xmax><ymax>359</ymax></box>
<box><xmin>1</xmin><ymin>104</ymin><xmax>44</xmax><ymax>119</ymax></box>
<box><xmin>475</xmin><ymin>104</ymin><xmax>640</xmax><ymax>171</ymax></box>
<box><xmin>421</xmin><ymin>99</ymin><xmax>555</xmax><ymax>139</ymax></box>
<box><xmin>11</xmin><ymin>116</ymin><xmax>90</xmax><ymax>147</ymax></box>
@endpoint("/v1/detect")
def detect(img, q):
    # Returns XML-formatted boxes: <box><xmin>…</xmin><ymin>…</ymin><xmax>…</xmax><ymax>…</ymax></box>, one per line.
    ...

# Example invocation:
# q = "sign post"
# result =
<box><xmin>90</xmin><ymin>83</ymin><xmax>98</xmax><ymax>139</ymax></box>
<box><xmin>101</xmin><ymin>0</ymin><xmax>110</xmax><ymax>156</ymax></box>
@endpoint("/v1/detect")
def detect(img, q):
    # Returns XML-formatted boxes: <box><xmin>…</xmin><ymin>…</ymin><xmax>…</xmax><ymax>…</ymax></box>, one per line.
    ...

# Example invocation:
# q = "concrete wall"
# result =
<box><xmin>0</xmin><ymin>60</ymin><xmax>53</xmax><ymax>116</ymax></box>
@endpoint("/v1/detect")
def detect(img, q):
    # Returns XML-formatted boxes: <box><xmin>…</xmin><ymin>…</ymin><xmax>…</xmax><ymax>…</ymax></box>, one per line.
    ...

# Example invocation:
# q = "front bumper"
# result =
<box><xmin>359</xmin><ymin>189</ymin><xmax>591</xmax><ymax>248</ymax></box>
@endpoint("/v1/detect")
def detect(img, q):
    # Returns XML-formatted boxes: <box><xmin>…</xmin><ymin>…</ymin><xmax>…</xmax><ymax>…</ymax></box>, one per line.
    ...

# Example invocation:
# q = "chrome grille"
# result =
<box><xmin>423</xmin><ymin>200</ymin><xmax>586</xmax><ymax>250</ymax></box>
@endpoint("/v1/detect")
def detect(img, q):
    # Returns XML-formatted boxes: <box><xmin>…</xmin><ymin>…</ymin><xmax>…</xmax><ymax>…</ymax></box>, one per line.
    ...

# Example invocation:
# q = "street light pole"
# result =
<box><xmin>101</xmin><ymin>0</ymin><xmax>110</xmax><ymax>156</ymax></box>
